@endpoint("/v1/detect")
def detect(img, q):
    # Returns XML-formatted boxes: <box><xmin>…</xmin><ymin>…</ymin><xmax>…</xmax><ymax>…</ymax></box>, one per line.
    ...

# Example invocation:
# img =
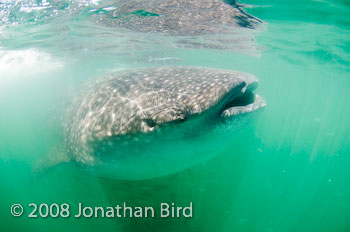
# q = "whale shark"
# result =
<box><xmin>40</xmin><ymin>66</ymin><xmax>266</xmax><ymax>180</ymax></box>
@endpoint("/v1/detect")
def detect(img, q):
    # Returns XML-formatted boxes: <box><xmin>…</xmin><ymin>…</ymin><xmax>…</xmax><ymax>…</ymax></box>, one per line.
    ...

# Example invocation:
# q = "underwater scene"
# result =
<box><xmin>0</xmin><ymin>0</ymin><xmax>349</xmax><ymax>231</ymax></box>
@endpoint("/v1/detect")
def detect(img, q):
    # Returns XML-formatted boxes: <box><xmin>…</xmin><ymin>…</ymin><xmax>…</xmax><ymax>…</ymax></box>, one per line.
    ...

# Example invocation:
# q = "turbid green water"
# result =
<box><xmin>0</xmin><ymin>0</ymin><xmax>349</xmax><ymax>231</ymax></box>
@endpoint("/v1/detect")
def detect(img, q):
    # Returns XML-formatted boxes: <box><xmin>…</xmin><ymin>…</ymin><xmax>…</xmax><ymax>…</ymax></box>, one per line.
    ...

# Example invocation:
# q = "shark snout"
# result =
<box><xmin>220</xmin><ymin>73</ymin><xmax>266</xmax><ymax>119</ymax></box>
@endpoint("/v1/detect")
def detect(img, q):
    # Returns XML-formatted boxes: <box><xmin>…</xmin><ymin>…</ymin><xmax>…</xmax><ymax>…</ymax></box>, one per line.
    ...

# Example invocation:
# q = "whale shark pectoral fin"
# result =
<box><xmin>32</xmin><ymin>144</ymin><xmax>72</xmax><ymax>180</ymax></box>
<box><xmin>221</xmin><ymin>94</ymin><xmax>266</xmax><ymax>119</ymax></box>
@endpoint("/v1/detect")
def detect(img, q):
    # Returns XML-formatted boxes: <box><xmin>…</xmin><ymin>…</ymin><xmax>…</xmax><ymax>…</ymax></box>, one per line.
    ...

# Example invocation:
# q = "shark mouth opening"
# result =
<box><xmin>224</xmin><ymin>90</ymin><xmax>256</xmax><ymax>108</ymax></box>
<box><xmin>220</xmin><ymin>88</ymin><xmax>266</xmax><ymax>118</ymax></box>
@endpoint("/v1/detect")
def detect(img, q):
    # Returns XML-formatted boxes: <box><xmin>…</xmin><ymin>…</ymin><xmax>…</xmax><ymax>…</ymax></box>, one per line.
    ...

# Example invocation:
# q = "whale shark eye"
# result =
<box><xmin>143</xmin><ymin>118</ymin><xmax>156</xmax><ymax>128</ymax></box>
<box><xmin>177</xmin><ymin>114</ymin><xmax>186</xmax><ymax>122</ymax></box>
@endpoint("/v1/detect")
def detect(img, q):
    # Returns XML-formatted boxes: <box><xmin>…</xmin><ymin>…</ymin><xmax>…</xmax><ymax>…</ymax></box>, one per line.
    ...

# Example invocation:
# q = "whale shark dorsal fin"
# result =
<box><xmin>32</xmin><ymin>144</ymin><xmax>72</xmax><ymax>179</ymax></box>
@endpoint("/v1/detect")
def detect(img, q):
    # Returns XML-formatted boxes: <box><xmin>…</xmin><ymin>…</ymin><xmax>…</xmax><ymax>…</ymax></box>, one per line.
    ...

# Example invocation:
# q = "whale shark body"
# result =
<box><xmin>55</xmin><ymin>66</ymin><xmax>266</xmax><ymax>180</ymax></box>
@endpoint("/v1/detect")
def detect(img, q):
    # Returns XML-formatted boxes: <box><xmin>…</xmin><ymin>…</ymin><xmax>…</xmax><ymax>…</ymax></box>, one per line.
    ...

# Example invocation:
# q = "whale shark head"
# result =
<box><xmin>65</xmin><ymin>66</ymin><xmax>266</xmax><ymax>179</ymax></box>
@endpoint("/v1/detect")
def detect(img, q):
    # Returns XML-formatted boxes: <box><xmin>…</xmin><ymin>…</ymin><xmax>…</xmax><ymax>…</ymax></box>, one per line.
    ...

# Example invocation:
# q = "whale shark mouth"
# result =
<box><xmin>220</xmin><ymin>82</ymin><xmax>266</xmax><ymax>119</ymax></box>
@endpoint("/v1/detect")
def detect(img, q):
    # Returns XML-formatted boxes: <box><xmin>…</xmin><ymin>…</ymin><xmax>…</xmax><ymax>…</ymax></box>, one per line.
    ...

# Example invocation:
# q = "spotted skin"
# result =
<box><xmin>63</xmin><ymin>66</ymin><xmax>264</xmax><ymax>177</ymax></box>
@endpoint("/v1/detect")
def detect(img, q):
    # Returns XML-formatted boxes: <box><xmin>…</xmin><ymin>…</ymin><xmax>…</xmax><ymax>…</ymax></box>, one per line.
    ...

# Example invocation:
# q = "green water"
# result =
<box><xmin>0</xmin><ymin>0</ymin><xmax>349</xmax><ymax>231</ymax></box>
